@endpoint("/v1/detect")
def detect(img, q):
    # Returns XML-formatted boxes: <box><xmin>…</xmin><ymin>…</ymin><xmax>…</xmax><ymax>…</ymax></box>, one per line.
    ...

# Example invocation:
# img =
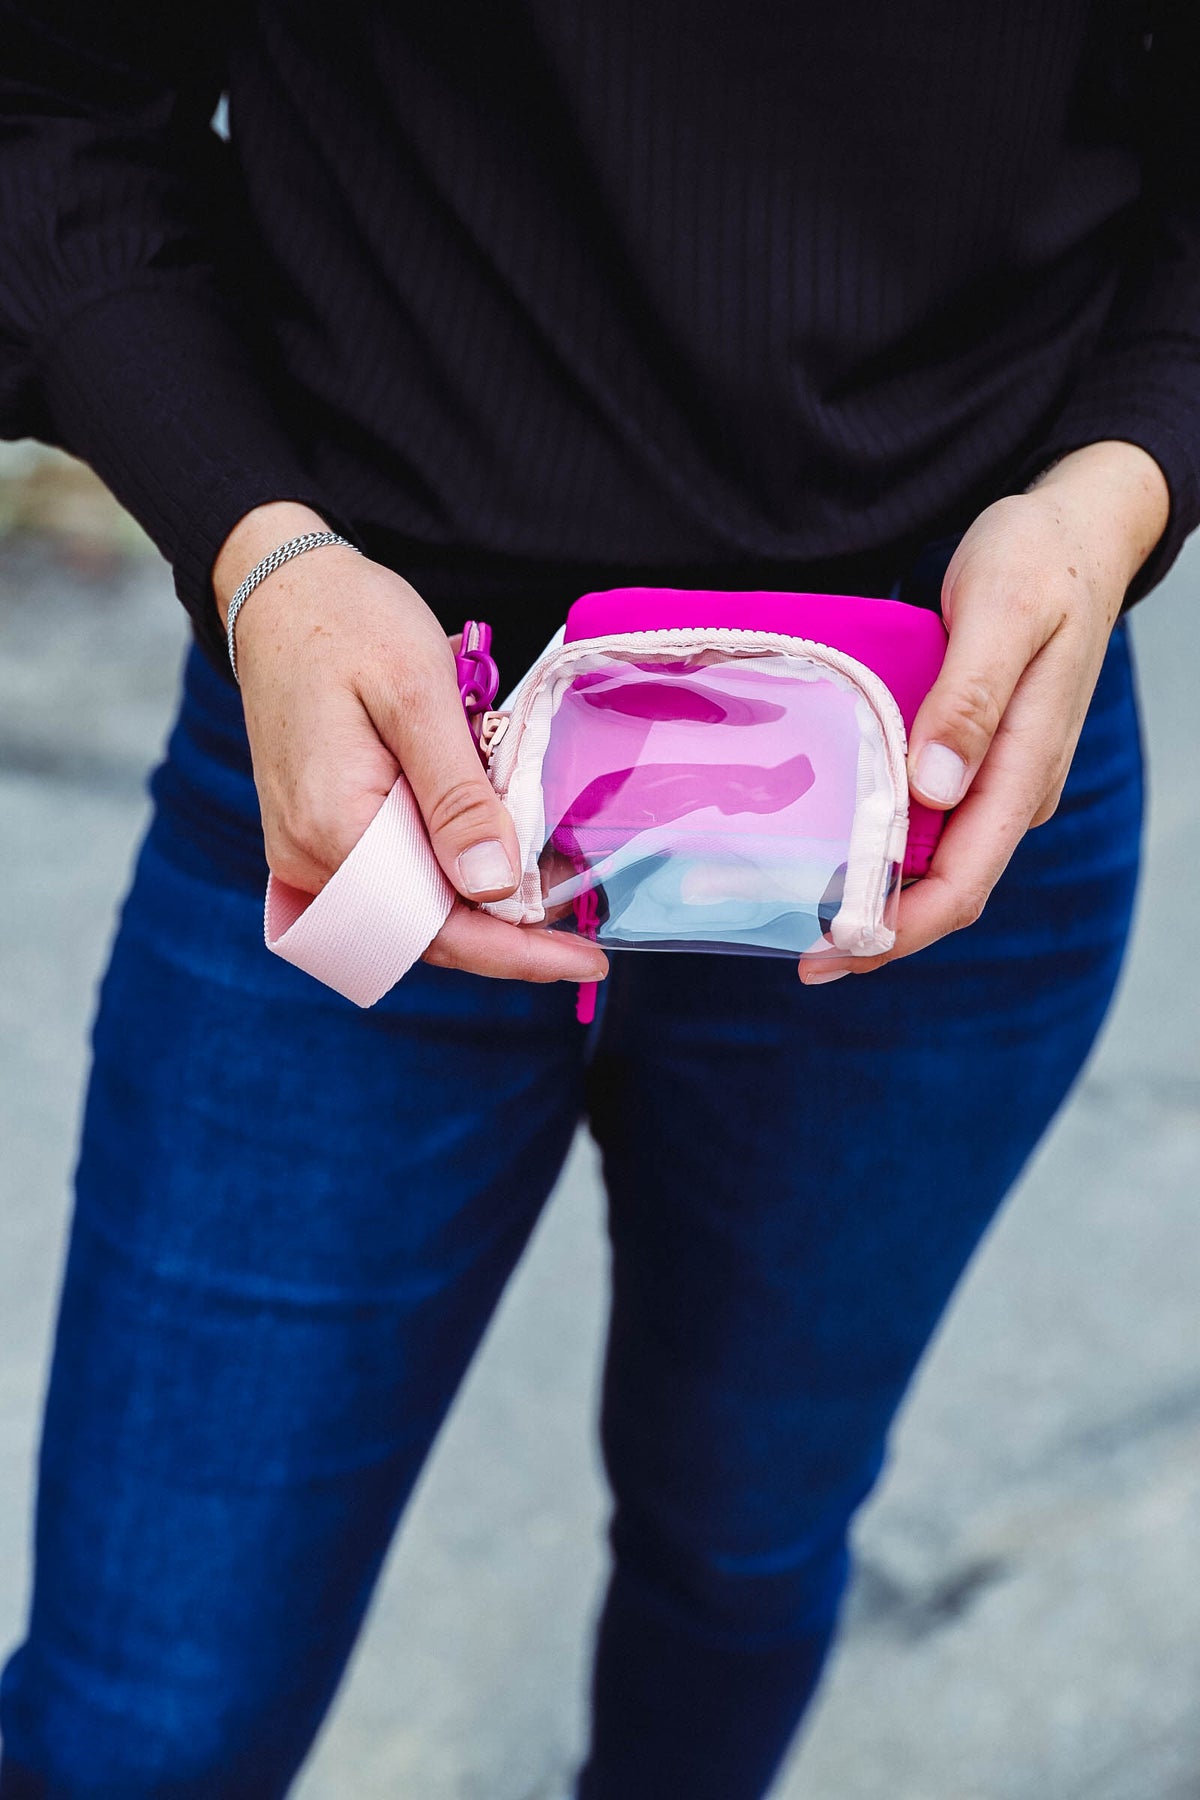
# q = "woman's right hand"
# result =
<box><xmin>213</xmin><ymin>501</ymin><xmax>609</xmax><ymax>985</ymax></box>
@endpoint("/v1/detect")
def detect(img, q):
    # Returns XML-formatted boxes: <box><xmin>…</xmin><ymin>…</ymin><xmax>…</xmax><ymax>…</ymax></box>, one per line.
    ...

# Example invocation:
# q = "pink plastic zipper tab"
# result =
<box><xmin>455</xmin><ymin>621</ymin><xmax>500</xmax><ymax>756</ymax></box>
<box><xmin>573</xmin><ymin>886</ymin><xmax>601</xmax><ymax>1024</ymax></box>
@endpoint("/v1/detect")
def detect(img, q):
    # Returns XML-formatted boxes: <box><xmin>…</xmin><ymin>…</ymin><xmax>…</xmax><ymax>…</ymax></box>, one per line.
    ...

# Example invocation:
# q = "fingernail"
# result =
<box><xmin>914</xmin><ymin>743</ymin><xmax>967</xmax><ymax>806</ymax></box>
<box><xmin>804</xmin><ymin>968</ymin><xmax>849</xmax><ymax>985</ymax></box>
<box><xmin>457</xmin><ymin>839</ymin><xmax>515</xmax><ymax>895</ymax></box>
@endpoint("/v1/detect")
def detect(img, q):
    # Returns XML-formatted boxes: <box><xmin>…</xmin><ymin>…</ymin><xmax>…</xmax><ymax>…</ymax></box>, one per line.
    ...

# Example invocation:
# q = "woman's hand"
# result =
<box><xmin>799</xmin><ymin>440</ymin><xmax>1169</xmax><ymax>985</ymax></box>
<box><xmin>214</xmin><ymin>501</ymin><xmax>608</xmax><ymax>985</ymax></box>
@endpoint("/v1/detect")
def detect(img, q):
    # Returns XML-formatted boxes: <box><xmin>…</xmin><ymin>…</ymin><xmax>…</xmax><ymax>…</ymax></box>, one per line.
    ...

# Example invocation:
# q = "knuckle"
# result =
<box><xmin>267</xmin><ymin>811</ymin><xmax>306</xmax><ymax>862</ymax></box>
<box><xmin>943</xmin><ymin>677</ymin><xmax>1002</xmax><ymax>745</ymax></box>
<box><xmin>952</xmin><ymin>884</ymin><xmax>990</xmax><ymax>931</ymax></box>
<box><xmin>391</xmin><ymin>650</ymin><xmax>442</xmax><ymax>705</ymax></box>
<box><xmin>1008</xmin><ymin>580</ymin><xmax>1045</xmax><ymax>625</ymax></box>
<box><xmin>1031</xmin><ymin>749</ymin><xmax>1073</xmax><ymax>827</ymax></box>
<box><xmin>266</xmin><ymin>841</ymin><xmax>326</xmax><ymax>893</ymax></box>
<box><xmin>426</xmin><ymin>778</ymin><xmax>497</xmax><ymax>839</ymax></box>
<box><xmin>279</xmin><ymin>804</ymin><xmax>321</xmax><ymax>859</ymax></box>
<box><xmin>307</xmin><ymin>819</ymin><xmax>352</xmax><ymax>875</ymax></box>
<box><xmin>501</xmin><ymin>933</ymin><xmax>542</xmax><ymax>983</ymax></box>
<box><xmin>364</xmin><ymin>653</ymin><xmax>442</xmax><ymax>728</ymax></box>
<box><xmin>509</xmin><ymin>931</ymin><xmax>564</xmax><ymax>984</ymax></box>
<box><xmin>852</xmin><ymin>953</ymin><xmax>889</xmax><ymax>975</ymax></box>
<box><xmin>270</xmin><ymin>806</ymin><xmax>342</xmax><ymax>886</ymax></box>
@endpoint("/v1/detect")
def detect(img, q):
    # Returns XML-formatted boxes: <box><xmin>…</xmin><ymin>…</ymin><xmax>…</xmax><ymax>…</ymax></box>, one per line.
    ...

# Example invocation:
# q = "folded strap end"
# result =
<box><xmin>264</xmin><ymin>777</ymin><xmax>454</xmax><ymax>1007</ymax></box>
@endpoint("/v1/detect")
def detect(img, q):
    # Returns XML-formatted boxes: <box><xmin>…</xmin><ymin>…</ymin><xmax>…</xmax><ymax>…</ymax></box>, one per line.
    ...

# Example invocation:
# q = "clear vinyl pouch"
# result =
<box><xmin>482</xmin><ymin>629</ymin><xmax>911</xmax><ymax>961</ymax></box>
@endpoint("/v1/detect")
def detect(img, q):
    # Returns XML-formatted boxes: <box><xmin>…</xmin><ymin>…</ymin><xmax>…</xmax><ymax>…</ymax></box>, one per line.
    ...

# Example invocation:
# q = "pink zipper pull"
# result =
<box><xmin>455</xmin><ymin>620</ymin><xmax>500</xmax><ymax>758</ymax></box>
<box><xmin>573</xmin><ymin>885</ymin><xmax>601</xmax><ymax>1025</ymax></box>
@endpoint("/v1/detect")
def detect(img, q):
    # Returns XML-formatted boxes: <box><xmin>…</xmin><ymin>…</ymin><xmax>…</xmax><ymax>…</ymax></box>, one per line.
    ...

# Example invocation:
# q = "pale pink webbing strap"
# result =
<box><xmin>264</xmin><ymin>775</ymin><xmax>453</xmax><ymax>1008</ymax></box>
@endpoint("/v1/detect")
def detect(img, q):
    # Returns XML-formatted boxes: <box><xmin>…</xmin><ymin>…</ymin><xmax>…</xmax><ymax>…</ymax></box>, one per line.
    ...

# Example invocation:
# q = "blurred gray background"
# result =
<box><xmin>2</xmin><ymin>444</ymin><xmax>1198</xmax><ymax>1800</ymax></box>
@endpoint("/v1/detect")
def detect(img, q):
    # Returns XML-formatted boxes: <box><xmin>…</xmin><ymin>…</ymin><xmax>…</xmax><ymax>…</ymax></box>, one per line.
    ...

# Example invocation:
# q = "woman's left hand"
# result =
<box><xmin>798</xmin><ymin>439</ymin><xmax>1169</xmax><ymax>985</ymax></box>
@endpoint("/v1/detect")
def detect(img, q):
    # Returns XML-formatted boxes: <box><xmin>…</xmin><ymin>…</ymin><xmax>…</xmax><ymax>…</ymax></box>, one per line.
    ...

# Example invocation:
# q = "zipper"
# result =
<box><xmin>477</xmin><ymin>709</ymin><xmax>510</xmax><ymax>759</ymax></box>
<box><xmin>481</xmin><ymin>627</ymin><xmax>911</xmax><ymax>948</ymax></box>
<box><xmin>455</xmin><ymin>620</ymin><xmax>501</xmax><ymax>755</ymax></box>
<box><xmin>485</xmin><ymin>628</ymin><xmax>910</xmax><ymax>806</ymax></box>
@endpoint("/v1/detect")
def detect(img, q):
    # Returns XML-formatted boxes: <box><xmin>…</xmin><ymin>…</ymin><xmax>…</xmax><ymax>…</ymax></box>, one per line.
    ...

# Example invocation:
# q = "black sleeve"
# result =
<box><xmin>1017</xmin><ymin>0</ymin><xmax>1200</xmax><ymax>602</ymax></box>
<box><xmin>0</xmin><ymin>1</ymin><xmax>355</xmax><ymax>665</ymax></box>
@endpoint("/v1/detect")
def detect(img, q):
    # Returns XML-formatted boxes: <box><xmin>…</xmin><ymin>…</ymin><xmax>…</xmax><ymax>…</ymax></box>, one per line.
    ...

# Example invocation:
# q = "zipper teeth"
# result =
<box><xmin>488</xmin><ymin>628</ymin><xmax>910</xmax><ymax>804</ymax></box>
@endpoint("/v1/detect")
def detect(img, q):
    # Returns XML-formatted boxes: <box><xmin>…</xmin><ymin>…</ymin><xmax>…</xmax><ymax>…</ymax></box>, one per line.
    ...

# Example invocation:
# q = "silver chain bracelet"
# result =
<box><xmin>225</xmin><ymin>531</ymin><xmax>361</xmax><ymax>683</ymax></box>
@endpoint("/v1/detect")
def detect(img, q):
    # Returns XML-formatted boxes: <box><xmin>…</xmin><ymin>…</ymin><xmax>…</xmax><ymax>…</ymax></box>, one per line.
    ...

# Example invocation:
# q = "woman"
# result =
<box><xmin>0</xmin><ymin>3</ymin><xmax>1195</xmax><ymax>1795</ymax></box>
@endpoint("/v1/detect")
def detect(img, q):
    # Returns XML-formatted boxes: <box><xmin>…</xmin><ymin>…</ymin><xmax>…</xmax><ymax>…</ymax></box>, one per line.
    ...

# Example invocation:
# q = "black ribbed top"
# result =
<box><xmin>2</xmin><ymin>1</ymin><xmax>1197</xmax><ymax>673</ymax></box>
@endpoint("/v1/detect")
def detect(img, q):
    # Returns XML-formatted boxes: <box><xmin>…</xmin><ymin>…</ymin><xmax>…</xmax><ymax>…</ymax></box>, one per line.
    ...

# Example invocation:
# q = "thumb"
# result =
<box><xmin>907</xmin><ymin>600</ymin><xmax>1033</xmax><ymax>811</ymax></box>
<box><xmin>370</xmin><ymin>651</ymin><xmax>522</xmax><ymax>902</ymax></box>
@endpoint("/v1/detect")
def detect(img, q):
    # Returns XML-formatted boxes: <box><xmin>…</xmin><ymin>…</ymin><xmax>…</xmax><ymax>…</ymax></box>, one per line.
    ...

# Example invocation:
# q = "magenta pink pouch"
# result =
<box><xmin>479</xmin><ymin>587</ymin><xmax>947</xmax><ymax>961</ymax></box>
<box><xmin>263</xmin><ymin>589</ymin><xmax>947</xmax><ymax>1008</ymax></box>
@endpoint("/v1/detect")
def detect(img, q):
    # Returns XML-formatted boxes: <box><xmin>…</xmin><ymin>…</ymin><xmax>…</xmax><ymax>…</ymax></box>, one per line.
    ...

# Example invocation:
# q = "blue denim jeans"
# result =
<box><xmin>1</xmin><ymin>619</ymin><xmax>1143</xmax><ymax>1799</ymax></box>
